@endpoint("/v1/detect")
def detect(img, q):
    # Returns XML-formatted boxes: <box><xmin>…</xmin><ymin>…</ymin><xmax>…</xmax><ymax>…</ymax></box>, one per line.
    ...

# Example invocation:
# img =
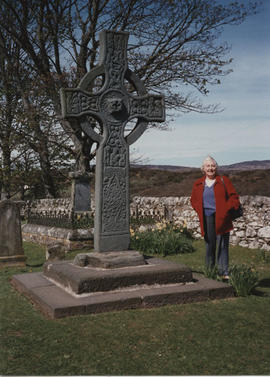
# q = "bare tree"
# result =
<box><xmin>0</xmin><ymin>26</ymin><xmax>74</xmax><ymax>198</ymax></box>
<box><xmin>0</xmin><ymin>36</ymin><xmax>22</xmax><ymax>198</ymax></box>
<box><xmin>0</xmin><ymin>0</ymin><xmax>261</xmax><ymax>173</ymax></box>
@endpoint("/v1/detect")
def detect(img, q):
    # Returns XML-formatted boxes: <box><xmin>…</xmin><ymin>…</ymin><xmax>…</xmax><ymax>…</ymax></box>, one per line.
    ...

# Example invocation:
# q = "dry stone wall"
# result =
<box><xmin>20</xmin><ymin>195</ymin><xmax>270</xmax><ymax>251</ymax></box>
<box><xmin>23</xmin><ymin>198</ymin><xmax>71</xmax><ymax>216</ymax></box>
<box><xmin>130</xmin><ymin>196</ymin><xmax>270</xmax><ymax>251</ymax></box>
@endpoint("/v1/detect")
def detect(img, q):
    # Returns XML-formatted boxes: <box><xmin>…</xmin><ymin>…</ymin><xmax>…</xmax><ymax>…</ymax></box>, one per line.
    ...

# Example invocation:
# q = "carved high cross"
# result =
<box><xmin>60</xmin><ymin>30</ymin><xmax>165</xmax><ymax>252</ymax></box>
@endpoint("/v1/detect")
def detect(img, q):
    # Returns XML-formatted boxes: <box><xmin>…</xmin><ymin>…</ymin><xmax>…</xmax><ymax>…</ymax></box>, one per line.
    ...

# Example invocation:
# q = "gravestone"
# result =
<box><xmin>69</xmin><ymin>171</ymin><xmax>93</xmax><ymax>213</ymax></box>
<box><xmin>60</xmin><ymin>30</ymin><xmax>165</xmax><ymax>253</ymax></box>
<box><xmin>0</xmin><ymin>200</ymin><xmax>26</xmax><ymax>266</ymax></box>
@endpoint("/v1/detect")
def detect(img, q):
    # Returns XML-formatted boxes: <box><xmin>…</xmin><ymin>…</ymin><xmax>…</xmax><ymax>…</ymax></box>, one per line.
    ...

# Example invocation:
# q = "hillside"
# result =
<box><xmin>133</xmin><ymin>160</ymin><xmax>270</xmax><ymax>172</ymax></box>
<box><xmin>130</xmin><ymin>161</ymin><xmax>270</xmax><ymax>197</ymax></box>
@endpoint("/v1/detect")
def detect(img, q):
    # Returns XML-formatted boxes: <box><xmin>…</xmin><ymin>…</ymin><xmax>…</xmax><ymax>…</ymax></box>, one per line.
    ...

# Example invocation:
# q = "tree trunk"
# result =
<box><xmin>38</xmin><ymin>146</ymin><xmax>57</xmax><ymax>198</ymax></box>
<box><xmin>1</xmin><ymin>144</ymin><xmax>12</xmax><ymax>199</ymax></box>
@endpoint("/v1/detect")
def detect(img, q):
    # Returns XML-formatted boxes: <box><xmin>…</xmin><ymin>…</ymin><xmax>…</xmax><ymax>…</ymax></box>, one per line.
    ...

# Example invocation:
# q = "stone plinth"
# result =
<box><xmin>73</xmin><ymin>250</ymin><xmax>146</xmax><ymax>268</ymax></box>
<box><xmin>11</xmin><ymin>268</ymin><xmax>234</xmax><ymax>319</ymax></box>
<box><xmin>43</xmin><ymin>257</ymin><xmax>193</xmax><ymax>295</ymax></box>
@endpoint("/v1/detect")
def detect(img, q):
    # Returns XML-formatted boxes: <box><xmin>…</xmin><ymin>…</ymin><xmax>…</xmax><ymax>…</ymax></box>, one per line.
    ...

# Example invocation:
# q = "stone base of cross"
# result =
<box><xmin>60</xmin><ymin>30</ymin><xmax>165</xmax><ymax>255</ymax></box>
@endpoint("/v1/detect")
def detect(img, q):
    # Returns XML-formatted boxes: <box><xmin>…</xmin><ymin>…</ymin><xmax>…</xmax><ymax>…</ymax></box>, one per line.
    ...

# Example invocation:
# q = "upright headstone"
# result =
<box><xmin>0</xmin><ymin>200</ymin><xmax>26</xmax><ymax>266</ymax></box>
<box><xmin>69</xmin><ymin>171</ymin><xmax>93</xmax><ymax>213</ymax></box>
<box><xmin>60</xmin><ymin>30</ymin><xmax>165</xmax><ymax>252</ymax></box>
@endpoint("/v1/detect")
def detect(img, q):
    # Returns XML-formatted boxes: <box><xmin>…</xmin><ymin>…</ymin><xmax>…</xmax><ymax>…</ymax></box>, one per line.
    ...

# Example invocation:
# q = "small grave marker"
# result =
<box><xmin>0</xmin><ymin>200</ymin><xmax>26</xmax><ymax>266</ymax></box>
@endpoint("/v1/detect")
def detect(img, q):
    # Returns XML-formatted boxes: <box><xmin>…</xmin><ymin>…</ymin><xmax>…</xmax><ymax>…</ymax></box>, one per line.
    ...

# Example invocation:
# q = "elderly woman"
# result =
<box><xmin>190</xmin><ymin>156</ymin><xmax>240</xmax><ymax>279</ymax></box>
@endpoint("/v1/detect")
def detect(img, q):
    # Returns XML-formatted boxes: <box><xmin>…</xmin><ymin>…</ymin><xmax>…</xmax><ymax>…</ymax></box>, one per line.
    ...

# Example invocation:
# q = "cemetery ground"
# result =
<box><xmin>1</xmin><ymin>241</ymin><xmax>269</xmax><ymax>376</ymax></box>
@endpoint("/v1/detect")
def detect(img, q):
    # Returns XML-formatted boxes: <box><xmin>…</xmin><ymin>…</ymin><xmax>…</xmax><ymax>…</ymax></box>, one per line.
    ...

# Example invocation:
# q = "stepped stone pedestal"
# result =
<box><xmin>43</xmin><ymin>253</ymin><xmax>193</xmax><ymax>295</ymax></box>
<box><xmin>11</xmin><ymin>253</ymin><xmax>234</xmax><ymax>319</ymax></box>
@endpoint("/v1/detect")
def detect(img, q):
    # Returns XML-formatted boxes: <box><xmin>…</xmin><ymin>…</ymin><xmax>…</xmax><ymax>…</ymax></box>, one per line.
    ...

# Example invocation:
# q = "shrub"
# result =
<box><xmin>130</xmin><ymin>223</ymin><xmax>195</xmax><ymax>257</ymax></box>
<box><xmin>229</xmin><ymin>264</ymin><xmax>259</xmax><ymax>297</ymax></box>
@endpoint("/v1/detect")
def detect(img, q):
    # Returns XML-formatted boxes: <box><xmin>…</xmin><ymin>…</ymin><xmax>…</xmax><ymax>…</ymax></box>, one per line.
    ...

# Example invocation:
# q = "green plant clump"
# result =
<box><xmin>229</xmin><ymin>264</ymin><xmax>259</xmax><ymax>297</ymax></box>
<box><xmin>130</xmin><ymin>215</ymin><xmax>156</xmax><ymax>228</ymax></box>
<box><xmin>203</xmin><ymin>265</ymin><xmax>219</xmax><ymax>279</ymax></box>
<box><xmin>130</xmin><ymin>223</ymin><xmax>195</xmax><ymax>257</ymax></box>
<box><xmin>257</xmin><ymin>249</ymin><xmax>270</xmax><ymax>264</ymax></box>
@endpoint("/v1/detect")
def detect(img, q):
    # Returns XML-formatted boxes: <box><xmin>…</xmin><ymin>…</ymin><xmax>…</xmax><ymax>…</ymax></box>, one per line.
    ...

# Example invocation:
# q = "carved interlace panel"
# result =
<box><xmin>102</xmin><ymin>169</ymin><xmax>127</xmax><ymax>232</ymax></box>
<box><xmin>104</xmin><ymin>124</ymin><xmax>127</xmax><ymax>168</ymax></box>
<box><xmin>66</xmin><ymin>92</ymin><xmax>99</xmax><ymax>115</ymax></box>
<box><xmin>105</xmin><ymin>33</ymin><xmax>127</xmax><ymax>89</ymax></box>
<box><xmin>130</xmin><ymin>97</ymin><xmax>164</xmax><ymax>118</ymax></box>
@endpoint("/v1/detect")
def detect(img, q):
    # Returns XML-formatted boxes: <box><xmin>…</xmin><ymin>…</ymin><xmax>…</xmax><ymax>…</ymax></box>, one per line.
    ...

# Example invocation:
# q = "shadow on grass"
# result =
<box><xmin>26</xmin><ymin>263</ymin><xmax>44</xmax><ymax>268</ymax></box>
<box><xmin>251</xmin><ymin>278</ymin><xmax>270</xmax><ymax>297</ymax></box>
<box><xmin>258</xmin><ymin>278</ymin><xmax>270</xmax><ymax>288</ymax></box>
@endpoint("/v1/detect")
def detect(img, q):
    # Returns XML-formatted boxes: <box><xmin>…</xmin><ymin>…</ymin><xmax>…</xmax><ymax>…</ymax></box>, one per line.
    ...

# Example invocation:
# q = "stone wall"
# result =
<box><xmin>20</xmin><ymin>199</ymin><xmax>94</xmax><ymax>250</ymax></box>
<box><xmin>20</xmin><ymin>195</ymin><xmax>270</xmax><ymax>251</ymax></box>
<box><xmin>22</xmin><ymin>198</ymin><xmax>71</xmax><ymax>217</ymax></box>
<box><xmin>130</xmin><ymin>196</ymin><xmax>270</xmax><ymax>251</ymax></box>
<box><xmin>21</xmin><ymin>223</ymin><xmax>93</xmax><ymax>250</ymax></box>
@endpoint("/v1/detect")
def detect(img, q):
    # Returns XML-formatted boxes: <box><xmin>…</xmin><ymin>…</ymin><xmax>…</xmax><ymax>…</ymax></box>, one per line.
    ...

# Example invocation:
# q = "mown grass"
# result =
<box><xmin>0</xmin><ymin>241</ymin><xmax>269</xmax><ymax>376</ymax></box>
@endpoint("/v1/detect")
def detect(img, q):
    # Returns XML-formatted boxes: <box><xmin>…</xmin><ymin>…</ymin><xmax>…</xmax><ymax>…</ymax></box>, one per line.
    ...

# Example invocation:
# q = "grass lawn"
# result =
<box><xmin>0</xmin><ymin>240</ymin><xmax>269</xmax><ymax>376</ymax></box>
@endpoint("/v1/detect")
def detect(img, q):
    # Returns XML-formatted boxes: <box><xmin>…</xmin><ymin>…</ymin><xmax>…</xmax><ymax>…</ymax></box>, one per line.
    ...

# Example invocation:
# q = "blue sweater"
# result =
<box><xmin>203</xmin><ymin>185</ymin><xmax>216</xmax><ymax>216</ymax></box>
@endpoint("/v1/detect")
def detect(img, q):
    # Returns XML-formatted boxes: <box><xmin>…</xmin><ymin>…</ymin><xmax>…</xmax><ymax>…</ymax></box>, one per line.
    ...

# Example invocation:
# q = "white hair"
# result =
<box><xmin>201</xmin><ymin>156</ymin><xmax>218</xmax><ymax>173</ymax></box>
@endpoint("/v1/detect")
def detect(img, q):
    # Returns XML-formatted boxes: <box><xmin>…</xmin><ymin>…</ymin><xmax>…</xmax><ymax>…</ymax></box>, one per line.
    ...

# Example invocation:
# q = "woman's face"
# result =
<box><xmin>203</xmin><ymin>160</ymin><xmax>217</xmax><ymax>179</ymax></box>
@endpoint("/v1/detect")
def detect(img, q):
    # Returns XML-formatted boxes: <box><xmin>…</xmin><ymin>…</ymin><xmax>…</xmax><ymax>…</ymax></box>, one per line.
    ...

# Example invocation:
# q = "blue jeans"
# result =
<box><xmin>204</xmin><ymin>214</ymin><xmax>230</xmax><ymax>276</ymax></box>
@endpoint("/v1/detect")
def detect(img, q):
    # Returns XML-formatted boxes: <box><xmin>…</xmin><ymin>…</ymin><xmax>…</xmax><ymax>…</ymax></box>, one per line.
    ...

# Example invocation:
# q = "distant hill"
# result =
<box><xmin>130</xmin><ymin>160</ymin><xmax>270</xmax><ymax>197</ymax></box>
<box><xmin>219</xmin><ymin>160</ymin><xmax>270</xmax><ymax>171</ymax></box>
<box><xmin>131</xmin><ymin>164</ymin><xmax>197</xmax><ymax>172</ymax></box>
<box><xmin>132</xmin><ymin>160</ymin><xmax>270</xmax><ymax>172</ymax></box>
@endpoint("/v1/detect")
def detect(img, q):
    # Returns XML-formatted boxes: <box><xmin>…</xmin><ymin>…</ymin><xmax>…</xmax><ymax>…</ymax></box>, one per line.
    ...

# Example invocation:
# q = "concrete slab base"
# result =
<box><xmin>11</xmin><ymin>263</ymin><xmax>234</xmax><ymax>319</ymax></box>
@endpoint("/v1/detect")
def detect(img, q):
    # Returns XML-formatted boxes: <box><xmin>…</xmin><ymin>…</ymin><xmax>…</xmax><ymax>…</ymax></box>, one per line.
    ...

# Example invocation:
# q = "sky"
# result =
<box><xmin>132</xmin><ymin>0</ymin><xmax>270</xmax><ymax>167</ymax></box>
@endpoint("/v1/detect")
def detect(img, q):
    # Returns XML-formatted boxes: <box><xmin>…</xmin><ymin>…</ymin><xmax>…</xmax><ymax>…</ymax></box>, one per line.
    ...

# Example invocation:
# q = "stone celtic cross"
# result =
<box><xmin>60</xmin><ymin>30</ymin><xmax>165</xmax><ymax>252</ymax></box>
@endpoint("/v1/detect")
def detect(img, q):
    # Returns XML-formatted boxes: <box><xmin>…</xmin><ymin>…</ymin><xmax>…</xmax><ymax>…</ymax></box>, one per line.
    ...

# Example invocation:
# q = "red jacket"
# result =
<box><xmin>190</xmin><ymin>175</ymin><xmax>240</xmax><ymax>236</ymax></box>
